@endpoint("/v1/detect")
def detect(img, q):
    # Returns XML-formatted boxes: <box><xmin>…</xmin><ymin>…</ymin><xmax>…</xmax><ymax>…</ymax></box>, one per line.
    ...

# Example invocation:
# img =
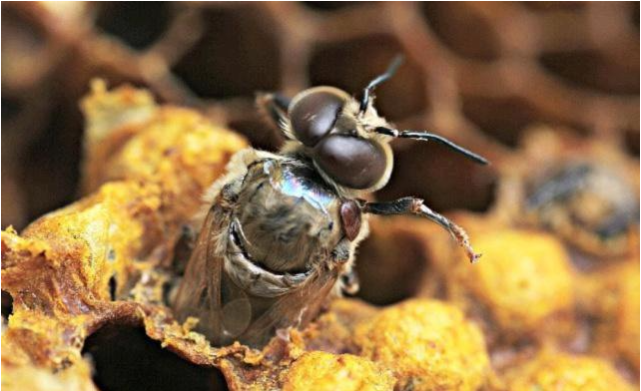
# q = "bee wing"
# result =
<box><xmin>239</xmin><ymin>267</ymin><xmax>340</xmax><ymax>347</ymax></box>
<box><xmin>173</xmin><ymin>206</ymin><xmax>225</xmax><ymax>338</ymax></box>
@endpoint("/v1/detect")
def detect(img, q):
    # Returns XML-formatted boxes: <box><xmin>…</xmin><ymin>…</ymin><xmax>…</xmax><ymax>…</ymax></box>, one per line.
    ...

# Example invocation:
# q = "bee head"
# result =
<box><xmin>283</xmin><ymin>55</ymin><xmax>488</xmax><ymax>194</ymax></box>
<box><xmin>288</xmin><ymin>85</ymin><xmax>392</xmax><ymax>192</ymax></box>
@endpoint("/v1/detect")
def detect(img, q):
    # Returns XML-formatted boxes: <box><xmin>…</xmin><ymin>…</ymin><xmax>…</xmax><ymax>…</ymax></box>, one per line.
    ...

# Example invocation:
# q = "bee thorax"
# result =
<box><xmin>232</xmin><ymin>159</ymin><xmax>344</xmax><ymax>275</ymax></box>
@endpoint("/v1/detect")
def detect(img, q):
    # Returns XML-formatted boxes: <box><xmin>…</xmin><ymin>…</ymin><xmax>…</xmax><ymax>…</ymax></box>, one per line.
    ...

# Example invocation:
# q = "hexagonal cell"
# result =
<box><xmin>540</xmin><ymin>50</ymin><xmax>640</xmax><ymax>95</ymax></box>
<box><xmin>172</xmin><ymin>6</ymin><xmax>281</xmax><ymax>99</ymax></box>
<box><xmin>461</xmin><ymin>95</ymin><xmax>579</xmax><ymax>147</ymax></box>
<box><xmin>308</xmin><ymin>35</ymin><xmax>427</xmax><ymax>120</ymax></box>
<box><xmin>421</xmin><ymin>2</ymin><xmax>501</xmax><ymax>61</ymax></box>
<box><xmin>376</xmin><ymin>138</ymin><xmax>497</xmax><ymax>213</ymax></box>
<box><xmin>83</xmin><ymin>325</ymin><xmax>227</xmax><ymax>391</ymax></box>
<box><xmin>95</xmin><ymin>2</ymin><xmax>174</xmax><ymax>50</ymax></box>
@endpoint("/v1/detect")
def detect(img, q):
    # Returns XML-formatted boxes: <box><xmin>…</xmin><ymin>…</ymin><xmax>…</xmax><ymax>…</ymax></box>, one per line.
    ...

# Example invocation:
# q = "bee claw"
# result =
<box><xmin>447</xmin><ymin>221</ymin><xmax>481</xmax><ymax>264</ymax></box>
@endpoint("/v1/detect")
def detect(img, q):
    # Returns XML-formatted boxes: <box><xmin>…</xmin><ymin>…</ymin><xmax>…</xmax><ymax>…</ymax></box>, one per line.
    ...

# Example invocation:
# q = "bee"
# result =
<box><xmin>525</xmin><ymin>162</ymin><xmax>638</xmax><ymax>255</ymax></box>
<box><xmin>172</xmin><ymin>57</ymin><xmax>488</xmax><ymax>348</ymax></box>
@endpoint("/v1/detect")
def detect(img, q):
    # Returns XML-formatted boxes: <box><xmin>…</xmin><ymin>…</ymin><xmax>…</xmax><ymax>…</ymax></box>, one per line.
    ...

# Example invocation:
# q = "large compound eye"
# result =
<box><xmin>314</xmin><ymin>134</ymin><xmax>388</xmax><ymax>189</ymax></box>
<box><xmin>289</xmin><ymin>87</ymin><xmax>349</xmax><ymax>147</ymax></box>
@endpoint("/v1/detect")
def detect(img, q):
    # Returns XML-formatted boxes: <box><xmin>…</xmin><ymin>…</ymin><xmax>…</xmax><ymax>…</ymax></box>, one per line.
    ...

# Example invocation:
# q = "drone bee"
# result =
<box><xmin>172</xmin><ymin>57</ymin><xmax>488</xmax><ymax>348</ymax></box>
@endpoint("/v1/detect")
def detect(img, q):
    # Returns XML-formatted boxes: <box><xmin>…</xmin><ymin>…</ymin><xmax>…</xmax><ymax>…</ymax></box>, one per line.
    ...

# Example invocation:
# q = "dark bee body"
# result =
<box><xmin>173</xmin><ymin>57</ymin><xmax>488</xmax><ymax>348</ymax></box>
<box><xmin>526</xmin><ymin>162</ymin><xmax>638</xmax><ymax>250</ymax></box>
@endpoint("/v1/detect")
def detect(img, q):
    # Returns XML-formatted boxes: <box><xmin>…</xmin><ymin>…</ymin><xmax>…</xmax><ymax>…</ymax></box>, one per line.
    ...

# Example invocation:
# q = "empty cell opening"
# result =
<box><xmin>309</xmin><ymin>35</ymin><xmax>427</xmax><ymax>120</ymax></box>
<box><xmin>172</xmin><ymin>7</ymin><xmax>281</xmax><ymax>99</ymax></box>
<box><xmin>2</xmin><ymin>291</ymin><xmax>14</xmax><ymax>319</ymax></box>
<box><xmin>355</xmin><ymin>224</ymin><xmax>432</xmax><ymax>306</ymax></box>
<box><xmin>624</xmin><ymin>128</ymin><xmax>639</xmax><ymax>157</ymax></box>
<box><xmin>108</xmin><ymin>277</ymin><xmax>117</xmax><ymax>301</ymax></box>
<box><xmin>1</xmin><ymin>96</ymin><xmax>22</xmax><ymax>123</ymax></box>
<box><xmin>83</xmin><ymin>324</ymin><xmax>227</xmax><ymax>391</ymax></box>
<box><xmin>421</xmin><ymin>2</ymin><xmax>501</xmax><ymax>61</ymax></box>
<box><xmin>299</xmin><ymin>2</ymin><xmax>363</xmax><ymax>12</ymax></box>
<box><xmin>540</xmin><ymin>50</ymin><xmax>640</xmax><ymax>95</ymax></box>
<box><xmin>227</xmin><ymin>114</ymin><xmax>285</xmax><ymax>152</ymax></box>
<box><xmin>462</xmin><ymin>95</ymin><xmax>555</xmax><ymax>147</ymax></box>
<box><xmin>21</xmin><ymin>99</ymin><xmax>83</xmax><ymax>222</ymax></box>
<box><xmin>95</xmin><ymin>2</ymin><xmax>173</xmax><ymax>50</ymax></box>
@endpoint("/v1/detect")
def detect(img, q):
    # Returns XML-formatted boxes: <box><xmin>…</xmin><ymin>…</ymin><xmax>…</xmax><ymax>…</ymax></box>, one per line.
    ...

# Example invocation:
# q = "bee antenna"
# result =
<box><xmin>359</xmin><ymin>54</ymin><xmax>404</xmax><ymax>113</ymax></box>
<box><xmin>375</xmin><ymin>127</ymin><xmax>490</xmax><ymax>165</ymax></box>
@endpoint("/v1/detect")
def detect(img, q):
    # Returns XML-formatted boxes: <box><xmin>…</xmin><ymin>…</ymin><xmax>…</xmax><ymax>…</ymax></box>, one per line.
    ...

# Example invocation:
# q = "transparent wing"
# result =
<box><xmin>173</xmin><ymin>206</ymin><xmax>225</xmax><ymax>338</ymax></box>
<box><xmin>238</xmin><ymin>266</ymin><xmax>340</xmax><ymax>347</ymax></box>
<box><xmin>174</xmin><ymin>199</ymin><xmax>341</xmax><ymax>348</ymax></box>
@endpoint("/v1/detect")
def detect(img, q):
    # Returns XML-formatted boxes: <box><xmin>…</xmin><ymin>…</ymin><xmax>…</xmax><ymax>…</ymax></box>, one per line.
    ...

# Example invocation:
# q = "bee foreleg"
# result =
<box><xmin>331</xmin><ymin>238</ymin><xmax>352</xmax><ymax>265</ymax></box>
<box><xmin>362</xmin><ymin>197</ymin><xmax>481</xmax><ymax>263</ymax></box>
<box><xmin>330</xmin><ymin>238</ymin><xmax>359</xmax><ymax>295</ymax></box>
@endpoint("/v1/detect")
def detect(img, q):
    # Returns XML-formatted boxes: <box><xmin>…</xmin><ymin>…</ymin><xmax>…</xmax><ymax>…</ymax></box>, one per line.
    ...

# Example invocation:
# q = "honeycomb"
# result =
<box><xmin>2</xmin><ymin>2</ymin><xmax>639</xmax><ymax>391</ymax></box>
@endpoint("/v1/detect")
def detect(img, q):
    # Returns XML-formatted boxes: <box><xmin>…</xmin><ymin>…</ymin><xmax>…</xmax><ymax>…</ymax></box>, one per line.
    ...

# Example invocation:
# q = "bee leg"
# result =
<box><xmin>340</xmin><ymin>269</ymin><xmax>360</xmax><ymax>295</ymax></box>
<box><xmin>256</xmin><ymin>92</ymin><xmax>291</xmax><ymax>131</ymax></box>
<box><xmin>363</xmin><ymin>197</ymin><xmax>481</xmax><ymax>263</ymax></box>
<box><xmin>332</xmin><ymin>238</ymin><xmax>359</xmax><ymax>295</ymax></box>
